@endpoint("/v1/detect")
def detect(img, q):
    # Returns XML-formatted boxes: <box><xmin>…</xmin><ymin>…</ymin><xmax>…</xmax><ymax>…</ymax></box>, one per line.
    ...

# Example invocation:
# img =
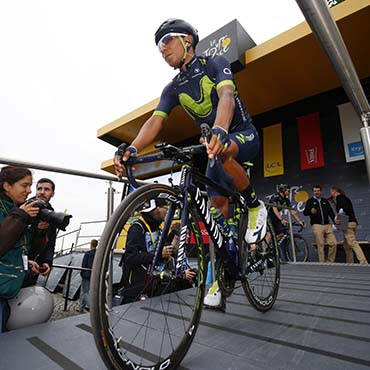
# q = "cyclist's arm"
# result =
<box><xmin>290</xmin><ymin>209</ymin><xmax>304</xmax><ymax>224</ymax></box>
<box><xmin>214</xmin><ymin>85</ymin><xmax>235</xmax><ymax>132</ymax></box>
<box><xmin>130</xmin><ymin>115</ymin><xmax>165</xmax><ymax>154</ymax></box>
<box><xmin>272</xmin><ymin>206</ymin><xmax>283</xmax><ymax>221</ymax></box>
<box><xmin>114</xmin><ymin>115</ymin><xmax>165</xmax><ymax>174</ymax></box>
<box><xmin>210</xmin><ymin>56</ymin><xmax>236</xmax><ymax>132</ymax></box>
<box><xmin>207</xmin><ymin>85</ymin><xmax>235</xmax><ymax>158</ymax></box>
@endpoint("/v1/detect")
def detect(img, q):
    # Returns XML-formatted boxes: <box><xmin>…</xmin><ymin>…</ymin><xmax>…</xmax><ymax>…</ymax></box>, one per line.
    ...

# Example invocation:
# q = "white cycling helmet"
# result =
<box><xmin>7</xmin><ymin>286</ymin><xmax>54</xmax><ymax>330</ymax></box>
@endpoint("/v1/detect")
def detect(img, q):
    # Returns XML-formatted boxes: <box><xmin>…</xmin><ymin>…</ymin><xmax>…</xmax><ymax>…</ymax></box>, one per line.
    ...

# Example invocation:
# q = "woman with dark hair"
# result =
<box><xmin>330</xmin><ymin>186</ymin><xmax>368</xmax><ymax>264</ymax></box>
<box><xmin>0</xmin><ymin>166</ymin><xmax>40</xmax><ymax>332</ymax></box>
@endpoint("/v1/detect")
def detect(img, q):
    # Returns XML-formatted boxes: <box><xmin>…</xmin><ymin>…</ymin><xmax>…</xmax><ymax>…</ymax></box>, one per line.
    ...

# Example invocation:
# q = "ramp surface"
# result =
<box><xmin>1</xmin><ymin>263</ymin><xmax>369</xmax><ymax>370</ymax></box>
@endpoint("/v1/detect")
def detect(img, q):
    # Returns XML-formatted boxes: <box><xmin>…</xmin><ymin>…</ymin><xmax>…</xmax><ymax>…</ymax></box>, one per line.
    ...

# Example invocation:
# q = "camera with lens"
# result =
<box><xmin>25</xmin><ymin>197</ymin><xmax>72</xmax><ymax>231</ymax></box>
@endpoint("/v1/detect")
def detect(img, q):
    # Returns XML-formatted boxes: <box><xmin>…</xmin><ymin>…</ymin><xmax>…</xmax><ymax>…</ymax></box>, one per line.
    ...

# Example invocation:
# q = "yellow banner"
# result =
<box><xmin>263</xmin><ymin>123</ymin><xmax>284</xmax><ymax>177</ymax></box>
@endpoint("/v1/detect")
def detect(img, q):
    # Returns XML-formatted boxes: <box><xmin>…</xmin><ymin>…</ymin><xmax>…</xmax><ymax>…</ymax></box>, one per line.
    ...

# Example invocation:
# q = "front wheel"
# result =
<box><xmin>90</xmin><ymin>184</ymin><xmax>206</xmax><ymax>370</ymax></box>
<box><xmin>239</xmin><ymin>216</ymin><xmax>280</xmax><ymax>312</ymax></box>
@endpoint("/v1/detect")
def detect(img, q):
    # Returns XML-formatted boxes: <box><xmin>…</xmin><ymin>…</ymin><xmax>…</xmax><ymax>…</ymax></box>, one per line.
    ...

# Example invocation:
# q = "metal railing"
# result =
<box><xmin>264</xmin><ymin>201</ymin><xmax>302</xmax><ymax>262</ymax></box>
<box><xmin>54</xmin><ymin>220</ymin><xmax>107</xmax><ymax>256</ymax></box>
<box><xmin>49</xmin><ymin>263</ymin><xmax>92</xmax><ymax>311</ymax></box>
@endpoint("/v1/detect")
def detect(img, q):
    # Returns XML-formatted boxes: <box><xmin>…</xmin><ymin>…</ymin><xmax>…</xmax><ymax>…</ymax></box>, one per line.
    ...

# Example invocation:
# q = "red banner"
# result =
<box><xmin>297</xmin><ymin>112</ymin><xmax>325</xmax><ymax>170</ymax></box>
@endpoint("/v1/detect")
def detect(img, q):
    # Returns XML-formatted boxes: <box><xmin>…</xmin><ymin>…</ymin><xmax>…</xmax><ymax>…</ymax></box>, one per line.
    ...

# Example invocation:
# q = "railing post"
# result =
<box><xmin>287</xmin><ymin>212</ymin><xmax>297</xmax><ymax>262</ymax></box>
<box><xmin>63</xmin><ymin>268</ymin><xmax>73</xmax><ymax>311</ymax></box>
<box><xmin>107</xmin><ymin>181</ymin><xmax>115</xmax><ymax>220</ymax></box>
<box><xmin>74</xmin><ymin>227</ymin><xmax>81</xmax><ymax>251</ymax></box>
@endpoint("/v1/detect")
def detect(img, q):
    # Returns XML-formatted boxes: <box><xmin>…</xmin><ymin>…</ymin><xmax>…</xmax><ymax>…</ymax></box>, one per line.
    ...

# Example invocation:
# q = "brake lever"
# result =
<box><xmin>200</xmin><ymin>123</ymin><xmax>215</xmax><ymax>168</ymax></box>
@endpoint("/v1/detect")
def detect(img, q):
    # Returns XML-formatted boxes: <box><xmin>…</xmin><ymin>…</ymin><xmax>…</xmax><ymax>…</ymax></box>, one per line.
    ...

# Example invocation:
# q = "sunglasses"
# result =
<box><xmin>157</xmin><ymin>32</ymin><xmax>187</xmax><ymax>51</ymax></box>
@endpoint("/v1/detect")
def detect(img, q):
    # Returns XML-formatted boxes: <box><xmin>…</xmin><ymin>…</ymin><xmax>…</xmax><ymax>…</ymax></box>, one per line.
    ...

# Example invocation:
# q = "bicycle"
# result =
<box><xmin>278</xmin><ymin>222</ymin><xmax>309</xmax><ymax>262</ymax></box>
<box><xmin>90</xmin><ymin>128</ymin><xmax>280</xmax><ymax>370</ymax></box>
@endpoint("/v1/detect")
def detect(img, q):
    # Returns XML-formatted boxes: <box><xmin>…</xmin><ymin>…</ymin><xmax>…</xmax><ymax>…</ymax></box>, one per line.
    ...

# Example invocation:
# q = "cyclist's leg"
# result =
<box><xmin>224</xmin><ymin>125</ymin><xmax>267</xmax><ymax>243</ymax></box>
<box><xmin>204</xmin><ymin>163</ymin><xmax>234</xmax><ymax>309</ymax></box>
<box><xmin>271</xmin><ymin>220</ymin><xmax>288</xmax><ymax>261</ymax></box>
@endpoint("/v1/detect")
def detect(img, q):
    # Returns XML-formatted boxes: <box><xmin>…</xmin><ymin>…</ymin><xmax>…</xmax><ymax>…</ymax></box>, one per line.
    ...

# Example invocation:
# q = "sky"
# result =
<box><xmin>0</xmin><ymin>0</ymin><xmax>305</xmax><ymax>251</ymax></box>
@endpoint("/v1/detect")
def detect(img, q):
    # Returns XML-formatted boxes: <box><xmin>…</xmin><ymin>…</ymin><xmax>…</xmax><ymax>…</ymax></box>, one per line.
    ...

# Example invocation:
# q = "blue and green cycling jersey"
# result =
<box><xmin>153</xmin><ymin>55</ymin><xmax>252</xmax><ymax>132</ymax></box>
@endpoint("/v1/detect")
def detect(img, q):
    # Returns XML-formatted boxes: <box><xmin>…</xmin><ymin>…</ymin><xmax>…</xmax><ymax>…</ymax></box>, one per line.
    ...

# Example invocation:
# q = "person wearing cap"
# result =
<box><xmin>119</xmin><ymin>199</ymin><xmax>173</xmax><ymax>303</ymax></box>
<box><xmin>114</xmin><ymin>19</ymin><xmax>266</xmax><ymax>308</ymax></box>
<box><xmin>268</xmin><ymin>184</ymin><xmax>305</xmax><ymax>261</ymax></box>
<box><xmin>269</xmin><ymin>184</ymin><xmax>305</xmax><ymax>237</ymax></box>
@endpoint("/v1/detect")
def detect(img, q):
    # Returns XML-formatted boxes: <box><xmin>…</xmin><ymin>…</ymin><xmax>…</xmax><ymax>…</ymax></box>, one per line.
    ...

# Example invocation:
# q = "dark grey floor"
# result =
<box><xmin>1</xmin><ymin>263</ymin><xmax>370</xmax><ymax>370</ymax></box>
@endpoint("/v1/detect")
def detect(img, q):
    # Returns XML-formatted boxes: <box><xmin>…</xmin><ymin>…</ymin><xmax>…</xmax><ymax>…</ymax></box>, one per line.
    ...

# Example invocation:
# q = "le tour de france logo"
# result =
<box><xmin>266</xmin><ymin>185</ymin><xmax>310</xmax><ymax>213</ymax></box>
<box><xmin>201</xmin><ymin>34</ymin><xmax>232</xmax><ymax>59</ymax></box>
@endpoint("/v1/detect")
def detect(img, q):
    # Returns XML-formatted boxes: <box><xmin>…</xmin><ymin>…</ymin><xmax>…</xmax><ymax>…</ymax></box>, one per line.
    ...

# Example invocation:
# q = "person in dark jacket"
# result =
<box><xmin>330</xmin><ymin>186</ymin><xmax>368</xmax><ymax>264</ymax></box>
<box><xmin>120</xmin><ymin>199</ymin><xmax>173</xmax><ymax>303</ymax></box>
<box><xmin>25</xmin><ymin>178</ymin><xmax>57</xmax><ymax>286</ymax></box>
<box><xmin>78</xmin><ymin>239</ymin><xmax>98</xmax><ymax>312</ymax></box>
<box><xmin>0</xmin><ymin>166</ymin><xmax>40</xmax><ymax>333</ymax></box>
<box><xmin>303</xmin><ymin>185</ymin><xmax>337</xmax><ymax>263</ymax></box>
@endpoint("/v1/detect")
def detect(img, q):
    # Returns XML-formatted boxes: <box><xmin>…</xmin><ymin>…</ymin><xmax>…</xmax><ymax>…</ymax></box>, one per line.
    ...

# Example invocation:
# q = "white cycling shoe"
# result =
<box><xmin>203</xmin><ymin>281</ymin><xmax>222</xmax><ymax>307</ymax></box>
<box><xmin>245</xmin><ymin>201</ymin><xmax>267</xmax><ymax>244</ymax></box>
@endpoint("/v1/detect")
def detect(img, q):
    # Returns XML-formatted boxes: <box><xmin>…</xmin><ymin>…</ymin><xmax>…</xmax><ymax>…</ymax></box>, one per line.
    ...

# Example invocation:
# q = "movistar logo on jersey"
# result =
<box><xmin>179</xmin><ymin>75</ymin><xmax>215</xmax><ymax>119</ymax></box>
<box><xmin>235</xmin><ymin>132</ymin><xmax>255</xmax><ymax>144</ymax></box>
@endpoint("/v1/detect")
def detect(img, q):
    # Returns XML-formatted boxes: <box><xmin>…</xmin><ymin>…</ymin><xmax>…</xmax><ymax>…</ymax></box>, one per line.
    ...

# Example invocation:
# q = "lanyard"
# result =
<box><xmin>139</xmin><ymin>216</ymin><xmax>156</xmax><ymax>246</ymax></box>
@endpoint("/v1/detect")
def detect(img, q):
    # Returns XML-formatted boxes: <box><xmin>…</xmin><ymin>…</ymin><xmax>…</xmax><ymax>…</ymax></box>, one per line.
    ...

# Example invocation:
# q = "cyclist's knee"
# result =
<box><xmin>210</xmin><ymin>196</ymin><xmax>228</xmax><ymax>216</ymax></box>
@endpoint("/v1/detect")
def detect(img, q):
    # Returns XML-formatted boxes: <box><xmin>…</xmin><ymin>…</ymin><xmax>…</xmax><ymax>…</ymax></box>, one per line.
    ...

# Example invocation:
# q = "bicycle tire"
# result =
<box><xmin>286</xmin><ymin>234</ymin><xmax>309</xmax><ymax>262</ymax></box>
<box><xmin>216</xmin><ymin>259</ymin><xmax>235</xmax><ymax>298</ymax></box>
<box><xmin>90</xmin><ymin>183</ymin><xmax>206</xmax><ymax>370</ymax></box>
<box><xmin>240</xmin><ymin>216</ymin><xmax>280</xmax><ymax>312</ymax></box>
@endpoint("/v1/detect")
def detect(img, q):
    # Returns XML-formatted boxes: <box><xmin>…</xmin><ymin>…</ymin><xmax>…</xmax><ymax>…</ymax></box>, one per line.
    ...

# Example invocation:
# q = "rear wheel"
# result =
<box><xmin>90</xmin><ymin>184</ymin><xmax>206</xmax><ymax>370</ymax></box>
<box><xmin>286</xmin><ymin>234</ymin><xmax>309</xmax><ymax>262</ymax></box>
<box><xmin>240</xmin><ymin>216</ymin><xmax>280</xmax><ymax>312</ymax></box>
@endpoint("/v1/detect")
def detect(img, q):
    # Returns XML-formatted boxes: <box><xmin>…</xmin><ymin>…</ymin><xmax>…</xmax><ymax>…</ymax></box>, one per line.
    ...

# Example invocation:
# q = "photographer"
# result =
<box><xmin>0</xmin><ymin>166</ymin><xmax>40</xmax><ymax>333</ymax></box>
<box><xmin>119</xmin><ymin>199</ymin><xmax>172</xmax><ymax>303</ymax></box>
<box><xmin>26</xmin><ymin>178</ymin><xmax>57</xmax><ymax>282</ymax></box>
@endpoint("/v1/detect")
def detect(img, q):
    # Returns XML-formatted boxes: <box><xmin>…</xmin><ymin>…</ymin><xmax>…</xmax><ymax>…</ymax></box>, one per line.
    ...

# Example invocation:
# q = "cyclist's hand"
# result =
<box><xmin>299</xmin><ymin>220</ymin><xmax>305</xmax><ymax>229</ymax></box>
<box><xmin>207</xmin><ymin>134</ymin><xmax>225</xmax><ymax>159</ymax></box>
<box><xmin>281</xmin><ymin>219</ymin><xmax>288</xmax><ymax>226</ymax></box>
<box><xmin>114</xmin><ymin>153</ymin><xmax>126</xmax><ymax>176</ymax></box>
<box><xmin>209</xmin><ymin>126</ymin><xmax>230</xmax><ymax>159</ymax></box>
<box><xmin>114</xmin><ymin>144</ymin><xmax>138</xmax><ymax>176</ymax></box>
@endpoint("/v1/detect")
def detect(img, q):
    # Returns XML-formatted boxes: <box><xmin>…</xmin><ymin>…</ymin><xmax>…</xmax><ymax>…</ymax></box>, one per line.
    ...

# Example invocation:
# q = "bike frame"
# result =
<box><xmin>126</xmin><ymin>150</ymin><xmax>244</xmax><ymax>280</ymax></box>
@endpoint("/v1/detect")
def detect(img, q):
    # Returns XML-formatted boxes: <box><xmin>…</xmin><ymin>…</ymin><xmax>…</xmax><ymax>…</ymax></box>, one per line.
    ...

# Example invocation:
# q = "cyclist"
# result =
<box><xmin>114</xmin><ymin>19</ymin><xmax>267</xmax><ymax>308</ymax></box>
<box><xmin>269</xmin><ymin>184</ymin><xmax>304</xmax><ymax>257</ymax></box>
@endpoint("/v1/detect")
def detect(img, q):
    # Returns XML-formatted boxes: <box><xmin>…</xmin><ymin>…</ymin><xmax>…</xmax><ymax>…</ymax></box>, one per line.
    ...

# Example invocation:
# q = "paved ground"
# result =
<box><xmin>49</xmin><ymin>293</ymin><xmax>86</xmax><ymax>321</ymax></box>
